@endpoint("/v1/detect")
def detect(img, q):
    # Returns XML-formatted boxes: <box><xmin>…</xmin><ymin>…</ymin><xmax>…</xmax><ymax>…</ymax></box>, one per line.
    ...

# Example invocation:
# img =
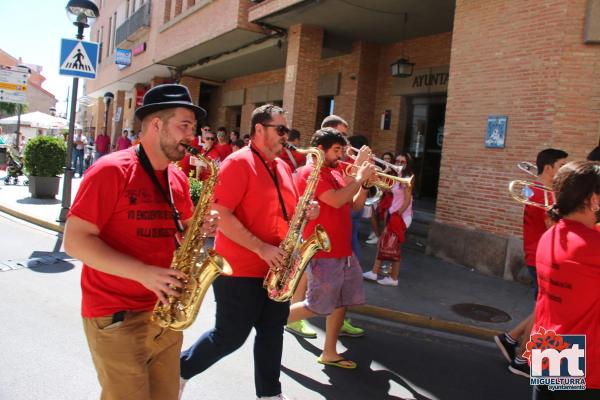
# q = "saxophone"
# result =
<box><xmin>152</xmin><ymin>144</ymin><xmax>231</xmax><ymax>330</ymax></box>
<box><xmin>264</xmin><ymin>144</ymin><xmax>331</xmax><ymax>302</ymax></box>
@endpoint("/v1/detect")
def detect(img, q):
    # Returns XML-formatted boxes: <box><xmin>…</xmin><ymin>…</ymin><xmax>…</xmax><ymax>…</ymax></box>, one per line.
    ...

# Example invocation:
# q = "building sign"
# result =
<box><xmin>392</xmin><ymin>66</ymin><xmax>449</xmax><ymax>96</ymax></box>
<box><xmin>135</xmin><ymin>87</ymin><xmax>147</xmax><ymax>108</ymax></box>
<box><xmin>132</xmin><ymin>42</ymin><xmax>147</xmax><ymax>56</ymax></box>
<box><xmin>485</xmin><ymin>115</ymin><xmax>508</xmax><ymax>148</ymax></box>
<box><xmin>115</xmin><ymin>49</ymin><xmax>132</xmax><ymax>66</ymax></box>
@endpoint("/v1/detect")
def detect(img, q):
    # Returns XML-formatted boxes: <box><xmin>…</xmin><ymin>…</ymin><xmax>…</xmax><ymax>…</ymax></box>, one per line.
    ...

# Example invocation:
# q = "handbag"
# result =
<box><xmin>377</xmin><ymin>214</ymin><xmax>406</xmax><ymax>261</ymax></box>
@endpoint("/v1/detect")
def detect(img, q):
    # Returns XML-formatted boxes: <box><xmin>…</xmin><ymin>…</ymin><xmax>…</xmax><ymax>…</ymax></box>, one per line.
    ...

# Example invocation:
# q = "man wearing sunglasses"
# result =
<box><xmin>180</xmin><ymin>104</ymin><xmax>319</xmax><ymax>400</ymax></box>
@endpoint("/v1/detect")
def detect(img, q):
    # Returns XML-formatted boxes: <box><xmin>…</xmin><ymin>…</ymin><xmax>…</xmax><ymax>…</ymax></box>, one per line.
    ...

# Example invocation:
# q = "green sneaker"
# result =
<box><xmin>285</xmin><ymin>320</ymin><xmax>317</xmax><ymax>339</ymax></box>
<box><xmin>339</xmin><ymin>319</ymin><xmax>365</xmax><ymax>337</ymax></box>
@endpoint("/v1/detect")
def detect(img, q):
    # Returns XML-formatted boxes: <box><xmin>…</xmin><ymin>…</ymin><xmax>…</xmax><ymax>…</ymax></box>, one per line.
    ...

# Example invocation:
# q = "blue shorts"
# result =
<box><xmin>303</xmin><ymin>254</ymin><xmax>366</xmax><ymax>315</ymax></box>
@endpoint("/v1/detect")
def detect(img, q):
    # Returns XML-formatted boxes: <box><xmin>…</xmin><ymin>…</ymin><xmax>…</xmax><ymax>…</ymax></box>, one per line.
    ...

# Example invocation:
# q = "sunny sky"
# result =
<box><xmin>0</xmin><ymin>0</ymin><xmax>97</xmax><ymax>116</ymax></box>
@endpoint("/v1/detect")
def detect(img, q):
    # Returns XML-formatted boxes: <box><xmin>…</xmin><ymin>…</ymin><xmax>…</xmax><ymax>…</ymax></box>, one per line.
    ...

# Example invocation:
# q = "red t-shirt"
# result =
<box><xmin>95</xmin><ymin>134</ymin><xmax>110</xmax><ymax>153</ymax></box>
<box><xmin>178</xmin><ymin>136</ymin><xmax>202</xmax><ymax>178</ymax></box>
<box><xmin>523</xmin><ymin>183</ymin><xmax>552</xmax><ymax>266</ymax></box>
<box><xmin>296</xmin><ymin>165</ymin><xmax>352</xmax><ymax>259</ymax></box>
<box><xmin>216</xmin><ymin>143</ymin><xmax>233</xmax><ymax>160</ymax></box>
<box><xmin>116</xmin><ymin>136</ymin><xmax>131</xmax><ymax>151</ymax></box>
<box><xmin>213</xmin><ymin>146</ymin><xmax>298</xmax><ymax>278</ymax></box>
<box><xmin>279</xmin><ymin>148</ymin><xmax>306</xmax><ymax>171</ymax></box>
<box><xmin>68</xmin><ymin>147</ymin><xmax>194</xmax><ymax>317</ymax></box>
<box><xmin>533</xmin><ymin>219</ymin><xmax>600</xmax><ymax>389</ymax></box>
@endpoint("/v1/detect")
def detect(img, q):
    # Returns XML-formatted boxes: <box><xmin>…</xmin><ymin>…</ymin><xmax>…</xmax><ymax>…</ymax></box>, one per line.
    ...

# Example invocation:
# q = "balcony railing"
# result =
<box><xmin>115</xmin><ymin>1</ymin><xmax>151</xmax><ymax>48</ymax></box>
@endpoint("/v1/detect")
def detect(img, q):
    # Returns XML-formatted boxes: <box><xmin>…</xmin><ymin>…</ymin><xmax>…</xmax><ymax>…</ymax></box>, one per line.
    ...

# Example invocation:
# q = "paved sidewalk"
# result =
<box><xmin>0</xmin><ymin>171</ymin><xmax>534</xmax><ymax>340</ymax></box>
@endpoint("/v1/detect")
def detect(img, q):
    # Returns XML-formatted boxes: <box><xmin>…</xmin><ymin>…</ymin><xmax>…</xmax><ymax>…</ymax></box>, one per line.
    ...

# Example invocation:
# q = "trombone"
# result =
<box><xmin>508</xmin><ymin>161</ymin><xmax>554</xmax><ymax>210</ymax></box>
<box><xmin>517</xmin><ymin>161</ymin><xmax>538</xmax><ymax>177</ymax></box>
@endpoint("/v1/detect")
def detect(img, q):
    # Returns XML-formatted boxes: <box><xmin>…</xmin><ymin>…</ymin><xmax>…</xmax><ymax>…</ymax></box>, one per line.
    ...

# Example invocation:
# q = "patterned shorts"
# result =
<box><xmin>303</xmin><ymin>254</ymin><xmax>366</xmax><ymax>315</ymax></box>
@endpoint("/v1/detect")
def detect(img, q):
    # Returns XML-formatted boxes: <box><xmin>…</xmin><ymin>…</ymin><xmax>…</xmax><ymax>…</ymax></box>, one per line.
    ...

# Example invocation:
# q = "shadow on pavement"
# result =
<box><xmin>283</xmin><ymin>331</ymin><xmax>427</xmax><ymax>400</ymax></box>
<box><xmin>26</xmin><ymin>249</ymin><xmax>75</xmax><ymax>274</ymax></box>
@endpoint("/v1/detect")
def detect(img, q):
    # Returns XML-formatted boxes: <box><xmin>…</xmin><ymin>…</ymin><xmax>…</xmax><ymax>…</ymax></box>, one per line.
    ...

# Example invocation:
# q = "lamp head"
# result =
<box><xmin>66</xmin><ymin>0</ymin><xmax>99</xmax><ymax>28</ymax></box>
<box><xmin>103</xmin><ymin>92</ymin><xmax>115</xmax><ymax>105</ymax></box>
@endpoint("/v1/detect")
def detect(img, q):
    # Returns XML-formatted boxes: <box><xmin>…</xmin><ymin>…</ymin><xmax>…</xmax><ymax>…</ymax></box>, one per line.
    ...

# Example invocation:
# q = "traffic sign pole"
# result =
<box><xmin>58</xmin><ymin>25</ymin><xmax>85</xmax><ymax>223</ymax></box>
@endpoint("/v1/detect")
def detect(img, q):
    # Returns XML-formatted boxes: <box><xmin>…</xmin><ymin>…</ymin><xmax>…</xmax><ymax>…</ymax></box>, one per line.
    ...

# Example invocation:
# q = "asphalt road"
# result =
<box><xmin>0</xmin><ymin>213</ymin><xmax>531</xmax><ymax>400</ymax></box>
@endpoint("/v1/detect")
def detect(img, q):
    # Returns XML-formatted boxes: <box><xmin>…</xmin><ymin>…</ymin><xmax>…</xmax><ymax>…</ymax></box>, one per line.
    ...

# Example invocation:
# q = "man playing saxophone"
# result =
<box><xmin>180</xmin><ymin>104</ymin><xmax>319</xmax><ymax>400</ymax></box>
<box><xmin>64</xmin><ymin>84</ymin><xmax>218</xmax><ymax>400</ymax></box>
<box><xmin>287</xmin><ymin>127</ymin><xmax>375</xmax><ymax>369</ymax></box>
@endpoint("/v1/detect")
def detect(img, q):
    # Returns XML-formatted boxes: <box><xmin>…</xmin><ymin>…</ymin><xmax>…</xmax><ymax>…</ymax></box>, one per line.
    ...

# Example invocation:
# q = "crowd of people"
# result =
<box><xmin>63</xmin><ymin>84</ymin><xmax>599</xmax><ymax>400</ymax></box>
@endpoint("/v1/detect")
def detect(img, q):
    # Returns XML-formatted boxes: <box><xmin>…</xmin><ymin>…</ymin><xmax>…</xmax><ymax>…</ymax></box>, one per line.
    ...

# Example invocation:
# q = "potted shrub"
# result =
<box><xmin>23</xmin><ymin>135</ymin><xmax>67</xmax><ymax>199</ymax></box>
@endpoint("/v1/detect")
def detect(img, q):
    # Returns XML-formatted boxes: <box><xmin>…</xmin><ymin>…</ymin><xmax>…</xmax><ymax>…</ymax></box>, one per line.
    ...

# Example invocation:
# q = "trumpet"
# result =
<box><xmin>339</xmin><ymin>161</ymin><xmax>415</xmax><ymax>191</ymax></box>
<box><xmin>346</xmin><ymin>146</ymin><xmax>404</xmax><ymax>175</ymax></box>
<box><xmin>508</xmin><ymin>180</ymin><xmax>555</xmax><ymax>210</ymax></box>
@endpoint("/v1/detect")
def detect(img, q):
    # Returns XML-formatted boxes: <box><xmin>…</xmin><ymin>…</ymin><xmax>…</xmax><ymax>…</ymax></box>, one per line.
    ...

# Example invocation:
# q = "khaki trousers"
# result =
<box><xmin>83</xmin><ymin>311</ymin><xmax>183</xmax><ymax>400</ymax></box>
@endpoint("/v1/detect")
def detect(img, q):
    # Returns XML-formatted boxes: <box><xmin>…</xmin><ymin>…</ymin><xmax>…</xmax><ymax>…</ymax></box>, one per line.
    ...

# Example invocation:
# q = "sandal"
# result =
<box><xmin>317</xmin><ymin>356</ymin><xmax>357</xmax><ymax>369</ymax></box>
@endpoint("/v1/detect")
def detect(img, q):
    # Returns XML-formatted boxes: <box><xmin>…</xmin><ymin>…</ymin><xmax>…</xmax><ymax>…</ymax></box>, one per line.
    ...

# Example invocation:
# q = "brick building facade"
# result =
<box><xmin>86</xmin><ymin>0</ymin><xmax>600</xmax><ymax>280</ymax></box>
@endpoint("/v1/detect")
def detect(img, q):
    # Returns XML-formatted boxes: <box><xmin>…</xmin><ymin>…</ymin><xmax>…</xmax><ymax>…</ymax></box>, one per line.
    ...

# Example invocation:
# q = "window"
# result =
<box><xmin>106</xmin><ymin>17</ymin><xmax>111</xmax><ymax>57</ymax></box>
<box><xmin>112</xmin><ymin>12</ymin><xmax>117</xmax><ymax>53</ymax></box>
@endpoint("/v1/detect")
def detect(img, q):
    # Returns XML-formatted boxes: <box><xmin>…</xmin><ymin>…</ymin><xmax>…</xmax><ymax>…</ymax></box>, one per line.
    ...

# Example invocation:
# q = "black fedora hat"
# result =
<box><xmin>135</xmin><ymin>84</ymin><xmax>207</xmax><ymax>122</ymax></box>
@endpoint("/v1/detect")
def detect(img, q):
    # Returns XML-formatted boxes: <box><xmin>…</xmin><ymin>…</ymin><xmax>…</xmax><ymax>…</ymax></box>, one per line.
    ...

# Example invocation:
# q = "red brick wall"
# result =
<box><xmin>283</xmin><ymin>24</ymin><xmax>324</xmax><ymax>139</ymax></box>
<box><xmin>438</xmin><ymin>0</ymin><xmax>600</xmax><ymax>238</ymax></box>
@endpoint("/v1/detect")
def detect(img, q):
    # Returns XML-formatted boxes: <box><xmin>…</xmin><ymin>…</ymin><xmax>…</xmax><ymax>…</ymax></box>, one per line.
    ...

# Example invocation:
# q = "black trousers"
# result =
<box><xmin>180</xmin><ymin>276</ymin><xmax>290</xmax><ymax>397</ymax></box>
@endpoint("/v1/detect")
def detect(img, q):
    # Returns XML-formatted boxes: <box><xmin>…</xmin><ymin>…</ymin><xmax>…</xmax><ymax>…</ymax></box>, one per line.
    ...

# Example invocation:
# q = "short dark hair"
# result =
<box><xmin>233</xmin><ymin>139</ymin><xmax>244</xmax><ymax>148</ymax></box>
<box><xmin>288</xmin><ymin>129</ymin><xmax>300</xmax><ymax>142</ymax></box>
<box><xmin>250</xmin><ymin>104</ymin><xmax>285</xmax><ymax>137</ymax></box>
<box><xmin>310</xmin><ymin>127</ymin><xmax>348</xmax><ymax>150</ymax></box>
<box><xmin>231</xmin><ymin>130</ymin><xmax>240</xmax><ymax>140</ymax></box>
<box><xmin>243</xmin><ymin>134</ymin><xmax>250</xmax><ymax>140</ymax></box>
<box><xmin>536</xmin><ymin>148</ymin><xmax>568</xmax><ymax>175</ymax></box>
<box><xmin>321</xmin><ymin>115</ymin><xmax>348</xmax><ymax>129</ymax></box>
<box><xmin>587</xmin><ymin>146</ymin><xmax>600</xmax><ymax>162</ymax></box>
<box><xmin>549</xmin><ymin>161</ymin><xmax>600</xmax><ymax>221</ymax></box>
<box><xmin>217</xmin><ymin>126</ymin><xmax>227</xmax><ymax>132</ymax></box>
<box><xmin>347</xmin><ymin>135</ymin><xmax>369</xmax><ymax>149</ymax></box>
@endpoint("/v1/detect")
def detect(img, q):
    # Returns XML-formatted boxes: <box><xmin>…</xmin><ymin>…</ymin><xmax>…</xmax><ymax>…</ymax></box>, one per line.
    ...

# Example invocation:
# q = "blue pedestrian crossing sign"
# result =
<box><xmin>59</xmin><ymin>39</ymin><xmax>99</xmax><ymax>79</ymax></box>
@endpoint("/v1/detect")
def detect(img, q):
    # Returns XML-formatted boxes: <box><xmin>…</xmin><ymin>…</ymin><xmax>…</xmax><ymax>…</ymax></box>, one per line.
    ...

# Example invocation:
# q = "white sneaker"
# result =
<box><xmin>365</xmin><ymin>237</ymin><xmax>379</xmax><ymax>245</ymax></box>
<box><xmin>179</xmin><ymin>378</ymin><xmax>188</xmax><ymax>400</ymax></box>
<box><xmin>257</xmin><ymin>394</ymin><xmax>289</xmax><ymax>400</ymax></box>
<box><xmin>367</xmin><ymin>232</ymin><xmax>377</xmax><ymax>240</ymax></box>
<box><xmin>377</xmin><ymin>277</ymin><xmax>398</xmax><ymax>286</ymax></box>
<box><xmin>362</xmin><ymin>270</ymin><xmax>378</xmax><ymax>281</ymax></box>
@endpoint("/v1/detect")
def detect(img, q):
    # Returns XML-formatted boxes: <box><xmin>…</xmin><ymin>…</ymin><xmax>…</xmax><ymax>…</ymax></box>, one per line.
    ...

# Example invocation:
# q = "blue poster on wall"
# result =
<box><xmin>485</xmin><ymin>115</ymin><xmax>508</xmax><ymax>148</ymax></box>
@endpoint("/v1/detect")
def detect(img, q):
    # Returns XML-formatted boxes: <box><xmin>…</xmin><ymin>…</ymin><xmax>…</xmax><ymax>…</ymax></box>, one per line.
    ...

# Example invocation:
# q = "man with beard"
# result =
<box><xmin>64</xmin><ymin>84</ymin><xmax>218</xmax><ymax>400</ymax></box>
<box><xmin>180</xmin><ymin>104</ymin><xmax>319</xmax><ymax>400</ymax></box>
<box><xmin>287</xmin><ymin>127</ymin><xmax>375</xmax><ymax>369</ymax></box>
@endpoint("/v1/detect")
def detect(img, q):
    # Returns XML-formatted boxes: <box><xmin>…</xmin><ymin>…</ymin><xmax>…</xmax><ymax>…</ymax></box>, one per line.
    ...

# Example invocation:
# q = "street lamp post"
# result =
<box><xmin>103</xmin><ymin>91</ymin><xmax>114</xmax><ymax>146</ymax></box>
<box><xmin>58</xmin><ymin>0</ymin><xmax>99</xmax><ymax>223</ymax></box>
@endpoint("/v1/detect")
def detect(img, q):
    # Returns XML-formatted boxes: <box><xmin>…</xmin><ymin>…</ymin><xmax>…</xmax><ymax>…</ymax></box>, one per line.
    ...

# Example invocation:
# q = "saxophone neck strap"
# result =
<box><xmin>136</xmin><ymin>144</ymin><xmax>185</xmax><ymax>239</ymax></box>
<box><xmin>250</xmin><ymin>145</ymin><xmax>289</xmax><ymax>222</ymax></box>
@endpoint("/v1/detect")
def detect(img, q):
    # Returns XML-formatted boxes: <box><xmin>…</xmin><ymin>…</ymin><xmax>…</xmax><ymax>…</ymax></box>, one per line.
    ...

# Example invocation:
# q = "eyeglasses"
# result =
<box><xmin>260</xmin><ymin>123</ymin><xmax>290</xmax><ymax>137</ymax></box>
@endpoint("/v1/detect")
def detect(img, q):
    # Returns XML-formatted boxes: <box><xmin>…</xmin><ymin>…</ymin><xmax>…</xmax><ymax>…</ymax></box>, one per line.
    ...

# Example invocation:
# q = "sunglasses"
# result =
<box><xmin>261</xmin><ymin>123</ymin><xmax>290</xmax><ymax>137</ymax></box>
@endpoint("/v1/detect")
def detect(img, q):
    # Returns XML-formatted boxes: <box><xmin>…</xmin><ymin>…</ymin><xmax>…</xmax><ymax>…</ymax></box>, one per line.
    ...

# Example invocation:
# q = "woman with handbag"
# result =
<box><xmin>362</xmin><ymin>153</ymin><xmax>413</xmax><ymax>287</ymax></box>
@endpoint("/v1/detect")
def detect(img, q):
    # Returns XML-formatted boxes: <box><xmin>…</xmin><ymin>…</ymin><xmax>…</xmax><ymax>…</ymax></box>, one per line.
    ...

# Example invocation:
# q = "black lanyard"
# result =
<box><xmin>250</xmin><ymin>146</ymin><xmax>289</xmax><ymax>222</ymax></box>
<box><xmin>135</xmin><ymin>144</ymin><xmax>185</xmax><ymax>241</ymax></box>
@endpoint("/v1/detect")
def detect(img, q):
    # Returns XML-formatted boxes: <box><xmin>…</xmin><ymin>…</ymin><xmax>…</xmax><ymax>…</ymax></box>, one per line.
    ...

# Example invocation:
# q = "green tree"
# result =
<box><xmin>0</xmin><ymin>102</ymin><xmax>28</xmax><ymax>118</ymax></box>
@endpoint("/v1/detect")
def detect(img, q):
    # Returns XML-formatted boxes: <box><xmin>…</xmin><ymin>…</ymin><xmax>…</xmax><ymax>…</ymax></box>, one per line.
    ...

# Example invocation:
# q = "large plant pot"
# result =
<box><xmin>28</xmin><ymin>176</ymin><xmax>60</xmax><ymax>199</ymax></box>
